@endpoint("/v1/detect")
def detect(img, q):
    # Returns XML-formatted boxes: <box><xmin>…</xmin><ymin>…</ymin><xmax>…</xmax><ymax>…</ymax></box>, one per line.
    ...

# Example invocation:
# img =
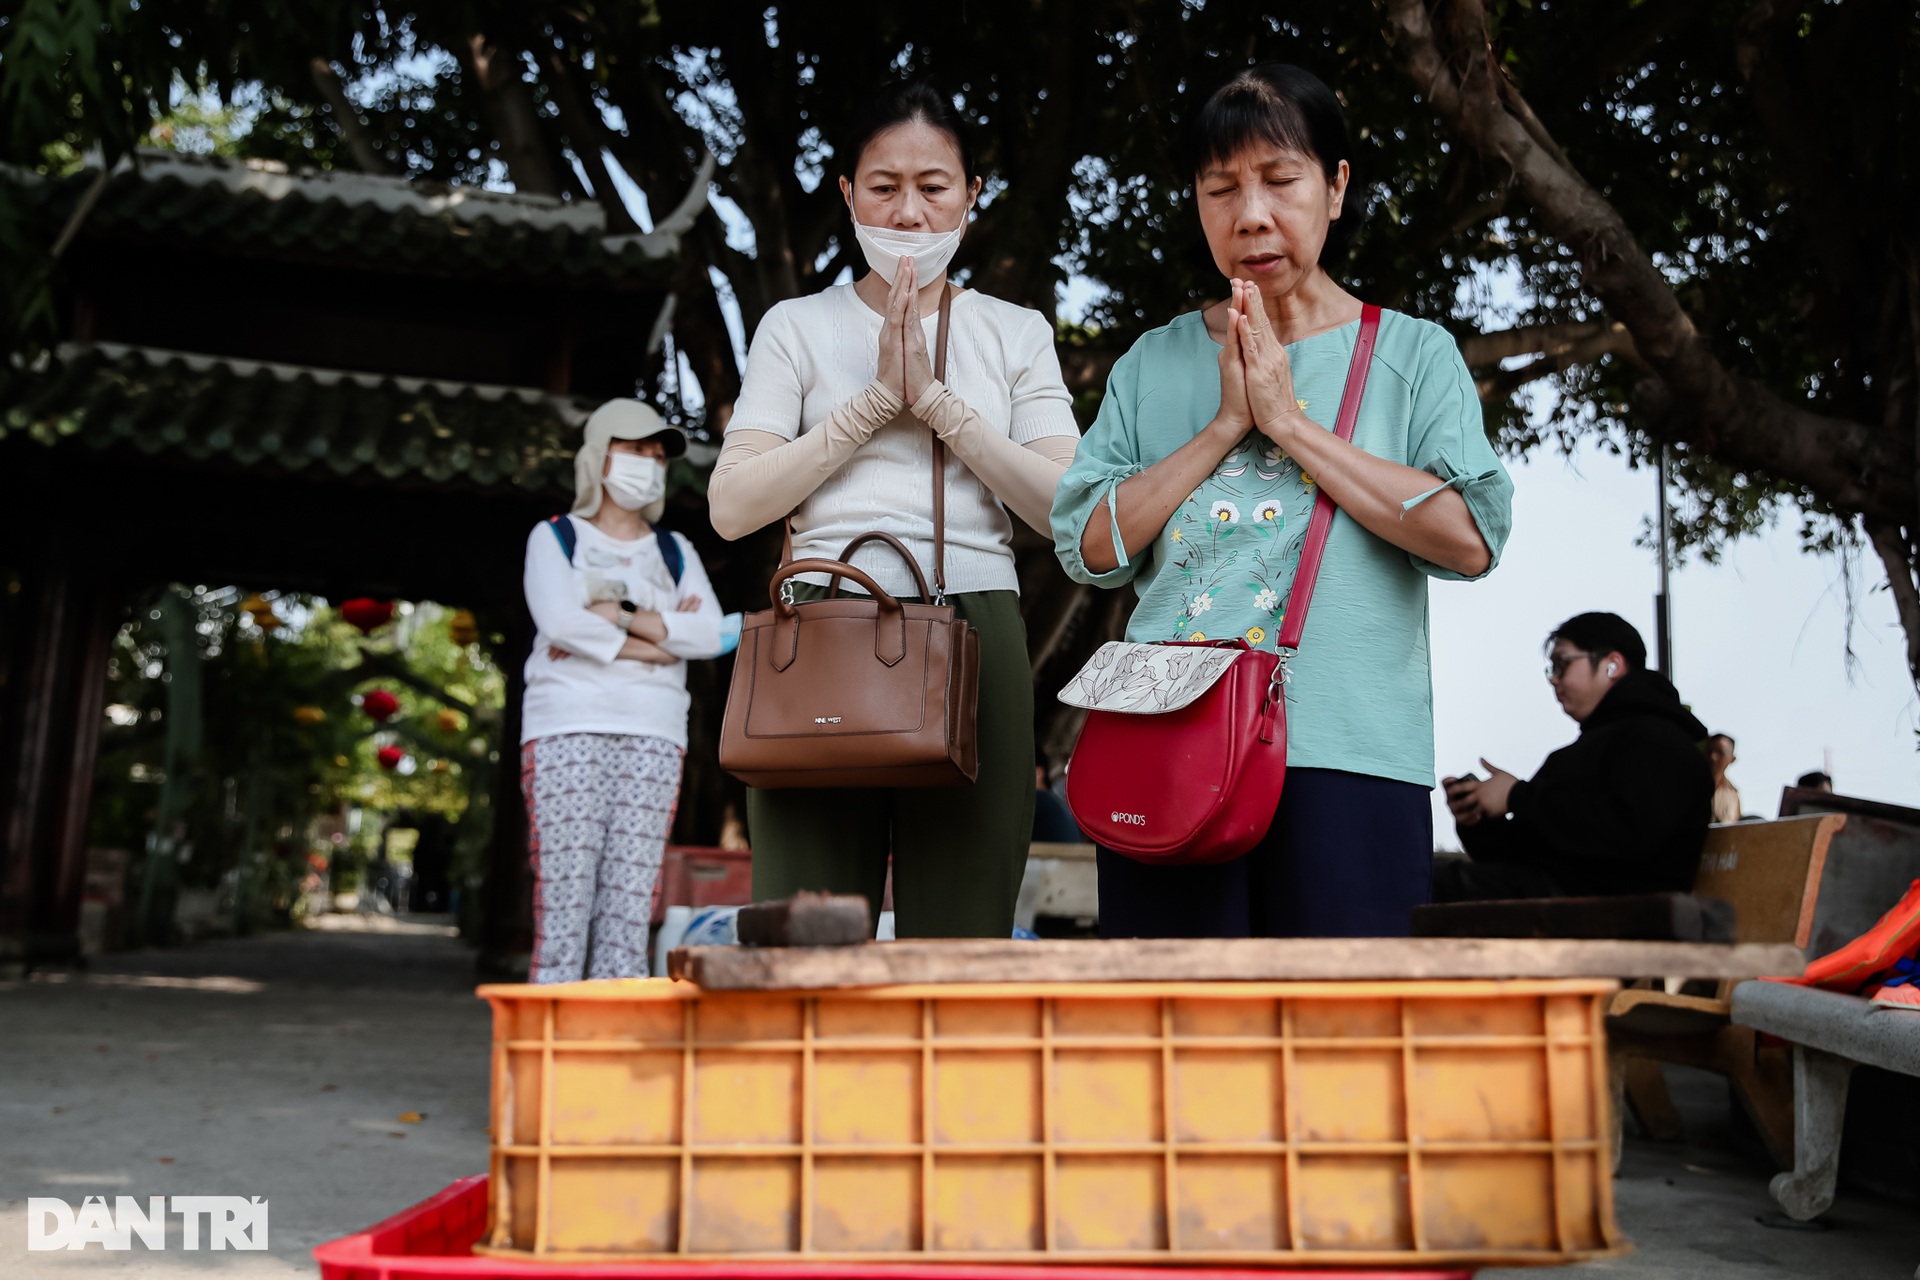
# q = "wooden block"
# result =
<box><xmin>667</xmin><ymin>937</ymin><xmax>1807</xmax><ymax>990</ymax></box>
<box><xmin>1411</xmin><ymin>893</ymin><xmax>1735</xmax><ymax>942</ymax></box>
<box><xmin>734</xmin><ymin>893</ymin><xmax>871</xmax><ymax>948</ymax></box>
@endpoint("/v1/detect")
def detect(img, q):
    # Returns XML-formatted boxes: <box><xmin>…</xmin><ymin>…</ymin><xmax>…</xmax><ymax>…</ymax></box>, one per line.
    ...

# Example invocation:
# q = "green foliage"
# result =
<box><xmin>90</xmin><ymin>585</ymin><xmax>508</xmax><ymax>928</ymax></box>
<box><xmin>147</xmin><ymin>89</ymin><xmax>264</xmax><ymax>159</ymax></box>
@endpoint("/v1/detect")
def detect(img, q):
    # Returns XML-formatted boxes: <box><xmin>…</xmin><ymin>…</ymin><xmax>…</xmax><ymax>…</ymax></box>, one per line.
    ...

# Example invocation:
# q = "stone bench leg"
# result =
<box><xmin>1769</xmin><ymin>1045</ymin><xmax>1858</xmax><ymax>1221</ymax></box>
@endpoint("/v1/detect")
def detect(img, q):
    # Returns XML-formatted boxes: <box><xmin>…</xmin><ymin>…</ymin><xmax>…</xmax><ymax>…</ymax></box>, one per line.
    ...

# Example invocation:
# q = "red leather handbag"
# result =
<box><xmin>1060</xmin><ymin>305</ymin><xmax>1381</xmax><ymax>864</ymax></box>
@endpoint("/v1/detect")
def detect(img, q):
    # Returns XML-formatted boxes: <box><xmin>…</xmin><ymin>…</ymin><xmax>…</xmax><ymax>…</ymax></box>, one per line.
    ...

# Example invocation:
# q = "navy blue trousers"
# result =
<box><xmin>1096</xmin><ymin>768</ymin><xmax>1433</xmax><ymax>938</ymax></box>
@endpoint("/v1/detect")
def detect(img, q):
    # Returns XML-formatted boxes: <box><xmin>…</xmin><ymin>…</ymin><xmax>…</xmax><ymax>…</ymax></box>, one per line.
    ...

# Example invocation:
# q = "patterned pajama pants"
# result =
<box><xmin>521</xmin><ymin>733</ymin><xmax>683</xmax><ymax>983</ymax></box>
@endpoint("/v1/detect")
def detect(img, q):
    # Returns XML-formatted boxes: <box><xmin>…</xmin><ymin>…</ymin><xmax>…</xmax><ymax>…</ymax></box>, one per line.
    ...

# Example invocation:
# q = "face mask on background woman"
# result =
<box><xmin>603</xmin><ymin>454</ymin><xmax>666</xmax><ymax>511</ymax></box>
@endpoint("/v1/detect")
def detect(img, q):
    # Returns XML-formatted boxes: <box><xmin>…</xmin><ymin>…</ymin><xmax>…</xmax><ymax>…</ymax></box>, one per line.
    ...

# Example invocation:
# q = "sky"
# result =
<box><xmin>1425</xmin><ymin>440</ymin><xmax>1920</xmax><ymax>847</ymax></box>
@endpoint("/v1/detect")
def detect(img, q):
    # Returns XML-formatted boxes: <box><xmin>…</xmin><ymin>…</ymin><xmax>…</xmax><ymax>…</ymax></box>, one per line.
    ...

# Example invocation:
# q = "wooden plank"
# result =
<box><xmin>1412</xmin><ymin>893</ymin><xmax>1734</xmax><ymax>942</ymax></box>
<box><xmin>668</xmin><ymin>938</ymin><xmax>1807</xmax><ymax>990</ymax></box>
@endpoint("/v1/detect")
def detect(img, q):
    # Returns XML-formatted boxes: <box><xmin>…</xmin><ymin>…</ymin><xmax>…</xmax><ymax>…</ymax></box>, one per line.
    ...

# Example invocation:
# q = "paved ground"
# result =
<box><xmin>1</xmin><ymin>917</ymin><xmax>492</xmax><ymax>1277</ymax></box>
<box><xmin>2</xmin><ymin>922</ymin><xmax>1916</xmax><ymax>1277</ymax></box>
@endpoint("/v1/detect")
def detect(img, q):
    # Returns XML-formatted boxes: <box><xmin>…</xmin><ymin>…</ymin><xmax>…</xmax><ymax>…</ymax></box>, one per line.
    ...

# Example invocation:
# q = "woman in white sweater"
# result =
<box><xmin>521</xmin><ymin>399</ymin><xmax>724</xmax><ymax>982</ymax></box>
<box><xmin>707</xmin><ymin>81</ymin><xmax>1080</xmax><ymax>937</ymax></box>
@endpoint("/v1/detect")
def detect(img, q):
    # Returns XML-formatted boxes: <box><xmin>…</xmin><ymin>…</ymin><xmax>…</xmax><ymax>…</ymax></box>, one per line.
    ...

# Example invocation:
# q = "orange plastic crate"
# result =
<box><xmin>476</xmin><ymin>979</ymin><xmax>1624</xmax><ymax>1267</ymax></box>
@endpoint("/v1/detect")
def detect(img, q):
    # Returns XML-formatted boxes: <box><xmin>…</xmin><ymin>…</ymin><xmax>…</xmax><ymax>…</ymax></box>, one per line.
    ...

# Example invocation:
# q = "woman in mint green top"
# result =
<box><xmin>1051</xmin><ymin>64</ymin><xmax>1513</xmax><ymax>939</ymax></box>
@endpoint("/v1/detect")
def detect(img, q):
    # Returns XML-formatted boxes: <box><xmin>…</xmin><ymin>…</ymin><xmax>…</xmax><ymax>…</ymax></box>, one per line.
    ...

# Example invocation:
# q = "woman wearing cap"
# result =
<box><xmin>520</xmin><ymin>399</ymin><xmax>726</xmax><ymax>982</ymax></box>
<box><xmin>707</xmin><ymin>80</ymin><xmax>1081</xmax><ymax>938</ymax></box>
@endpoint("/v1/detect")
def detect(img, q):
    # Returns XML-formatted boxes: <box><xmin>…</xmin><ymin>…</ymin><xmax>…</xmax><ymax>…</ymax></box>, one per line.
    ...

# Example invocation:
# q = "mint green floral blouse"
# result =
<box><xmin>1050</xmin><ymin>308</ymin><xmax>1513</xmax><ymax>788</ymax></box>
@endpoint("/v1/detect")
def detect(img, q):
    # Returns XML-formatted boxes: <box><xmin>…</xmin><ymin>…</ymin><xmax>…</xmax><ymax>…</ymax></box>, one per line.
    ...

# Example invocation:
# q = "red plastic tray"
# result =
<box><xmin>649</xmin><ymin>845</ymin><xmax>754</xmax><ymax>926</ymax></box>
<box><xmin>314</xmin><ymin>1176</ymin><xmax>1476</xmax><ymax>1279</ymax></box>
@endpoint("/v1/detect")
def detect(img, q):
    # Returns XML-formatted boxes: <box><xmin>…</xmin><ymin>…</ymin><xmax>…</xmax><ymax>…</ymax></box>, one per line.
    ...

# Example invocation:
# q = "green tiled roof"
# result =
<box><xmin>1</xmin><ymin>344</ymin><xmax>585</xmax><ymax>497</ymax></box>
<box><xmin>4</xmin><ymin>152</ymin><xmax>686</xmax><ymax>287</ymax></box>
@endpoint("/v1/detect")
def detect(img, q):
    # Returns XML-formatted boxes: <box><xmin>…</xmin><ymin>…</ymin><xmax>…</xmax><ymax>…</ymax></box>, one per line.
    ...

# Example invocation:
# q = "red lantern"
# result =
<box><xmin>341</xmin><ymin>598</ymin><xmax>395</xmax><ymax>633</ymax></box>
<box><xmin>361</xmin><ymin>689</ymin><xmax>400</xmax><ymax>722</ymax></box>
<box><xmin>376</xmin><ymin>745</ymin><xmax>406</xmax><ymax>771</ymax></box>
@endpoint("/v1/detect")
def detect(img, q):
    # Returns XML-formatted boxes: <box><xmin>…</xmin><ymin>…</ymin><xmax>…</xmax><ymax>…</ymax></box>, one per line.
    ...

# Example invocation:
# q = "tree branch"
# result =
<box><xmin>1867</xmin><ymin>522</ymin><xmax>1920</xmax><ymax>684</ymax></box>
<box><xmin>1377</xmin><ymin>0</ymin><xmax>1909</xmax><ymax>527</ymax></box>
<box><xmin>1472</xmin><ymin>322</ymin><xmax>1641</xmax><ymax>403</ymax></box>
<box><xmin>1458</xmin><ymin>320</ymin><xmax>1637</xmax><ymax>368</ymax></box>
<box><xmin>308</xmin><ymin>57</ymin><xmax>391</xmax><ymax>176</ymax></box>
<box><xmin>542</xmin><ymin>52</ymin><xmax>638</xmax><ymax>234</ymax></box>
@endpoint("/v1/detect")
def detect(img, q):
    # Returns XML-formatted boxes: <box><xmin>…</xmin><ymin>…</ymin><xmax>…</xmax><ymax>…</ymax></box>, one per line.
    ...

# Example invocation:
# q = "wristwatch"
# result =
<box><xmin>616</xmin><ymin>599</ymin><xmax>638</xmax><ymax>635</ymax></box>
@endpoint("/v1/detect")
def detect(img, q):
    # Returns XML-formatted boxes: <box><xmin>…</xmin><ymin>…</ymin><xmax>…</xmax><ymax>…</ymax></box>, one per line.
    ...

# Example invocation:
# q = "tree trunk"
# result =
<box><xmin>674</xmin><ymin>262</ymin><xmax>744</xmax><ymax>435</ymax></box>
<box><xmin>465</xmin><ymin>35</ymin><xmax>564</xmax><ymax>198</ymax></box>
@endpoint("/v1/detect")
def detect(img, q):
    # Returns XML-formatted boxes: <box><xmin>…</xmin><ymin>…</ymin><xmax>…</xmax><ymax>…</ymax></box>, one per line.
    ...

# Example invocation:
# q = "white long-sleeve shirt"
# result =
<box><xmin>519</xmin><ymin>518</ymin><xmax>723</xmax><ymax>746</ymax></box>
<box><xmin>722</xmin><ymin>284</ymin><xmax>1080</xmax><ymax>597</ymax></box>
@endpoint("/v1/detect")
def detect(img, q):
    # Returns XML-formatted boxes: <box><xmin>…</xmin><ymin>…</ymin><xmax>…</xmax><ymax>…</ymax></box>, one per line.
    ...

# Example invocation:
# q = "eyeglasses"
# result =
<box><xmin>1545</xmin><ymin>652</ymin><xmax>1598</xmax><ymax>682</ymax></box>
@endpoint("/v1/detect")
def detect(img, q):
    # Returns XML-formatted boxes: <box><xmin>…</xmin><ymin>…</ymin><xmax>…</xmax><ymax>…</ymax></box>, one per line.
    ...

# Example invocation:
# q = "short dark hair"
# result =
<box><xmin>839</xmin><ymin>80</ymin><xmax>975</xmax><ymax>184</ymax></box>
<box><xmin>1181</xmin><ymin>64</ymin><xmax>1356</xmax><ymax>262</ymax></box>
<box><xmin>1796</xmin><ymin>771</ymin><xmax>1832</xmax><ymax>789</ymax></box>
<box><xmin>1546</xmin><ymin>612</ymin><xmax>1647</xmax><ymax>674</ymax></box>
<box><xmin>1710</xmin><ymin>733</ymin><xmax>1736</xmax><ymax>749</ymax></box>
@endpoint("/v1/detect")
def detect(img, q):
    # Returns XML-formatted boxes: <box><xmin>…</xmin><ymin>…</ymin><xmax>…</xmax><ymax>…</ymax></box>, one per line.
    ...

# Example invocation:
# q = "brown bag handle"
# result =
<box><xmin>767</xmin><ymin>558</ymin><xmax>907</xmax><ymax>671</ymax></box>
<box><xmin>831</xmin><ymin>531</ymin><xmax>932</xmax><ymax>600</ymax></box>
<box><xmin>769</xmin><ymin>559</ymin><xmax>902</xmax><ymax>616</ymax></box>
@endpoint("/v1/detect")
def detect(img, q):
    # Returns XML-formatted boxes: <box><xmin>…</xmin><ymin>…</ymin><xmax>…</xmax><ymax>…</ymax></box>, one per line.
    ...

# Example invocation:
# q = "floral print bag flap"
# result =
<box><xmin>1057</xmin><ymin>306</ymin><xmax>1382</xmax><ymax>864</ymax></box>
<box><xmin>1057</xmin><ymin>640</ymin><xmax>1244</xmax><ymax>714</ymax></box>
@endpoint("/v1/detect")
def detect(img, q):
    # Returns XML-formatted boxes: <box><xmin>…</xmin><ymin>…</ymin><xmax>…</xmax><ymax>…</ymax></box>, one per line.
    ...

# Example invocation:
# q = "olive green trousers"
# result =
<box><xmin>747</xmin><ymin>587</ymin><xmax>1033</xmax><ymax>938</ymax></box>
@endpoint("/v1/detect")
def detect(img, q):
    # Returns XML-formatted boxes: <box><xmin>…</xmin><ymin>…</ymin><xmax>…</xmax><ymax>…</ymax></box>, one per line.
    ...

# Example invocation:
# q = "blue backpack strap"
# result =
<box><xmin>546</xmin><ymin>515</ymin><xmax>577</xmax><ymax>562</ymax></box>
<box><xmin>654</xmin><ymin>527</ymin><xmax>685</xmax><ymax>585</ymax></box>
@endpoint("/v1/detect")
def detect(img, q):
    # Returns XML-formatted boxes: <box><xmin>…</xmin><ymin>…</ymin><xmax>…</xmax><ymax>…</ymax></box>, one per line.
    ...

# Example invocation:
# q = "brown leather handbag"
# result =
<box><xmin>719</xmin><ymin>286</ymin><xmax>981</xmax><ymax>789</ymax></box>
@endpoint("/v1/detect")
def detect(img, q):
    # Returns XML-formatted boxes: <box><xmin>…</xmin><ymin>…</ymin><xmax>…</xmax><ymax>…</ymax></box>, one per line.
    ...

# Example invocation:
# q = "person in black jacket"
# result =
<box><xmin>1434</xmin><ymin>612</ymin><xmax>1713</xmax><ymax>900</ymax></box>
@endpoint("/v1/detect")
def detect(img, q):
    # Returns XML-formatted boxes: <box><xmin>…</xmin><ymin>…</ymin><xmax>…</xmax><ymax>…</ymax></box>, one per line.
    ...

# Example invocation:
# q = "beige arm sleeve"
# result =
<box><xmin>707</xmin><ymin>381</ymin><xmax>906</xmax><ymax>540</ymax></box>
<box><xmin>910</xmin><ymin>382</ymin><xmax>1080</xmax><ymax>531</ymax></box>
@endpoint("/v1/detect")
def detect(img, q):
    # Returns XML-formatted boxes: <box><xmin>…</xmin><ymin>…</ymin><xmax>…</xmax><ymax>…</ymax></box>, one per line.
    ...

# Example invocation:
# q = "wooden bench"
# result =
<box><xmin>1730</xmin><ymin>979</ymin><xmax>1920</xmax><ymax>1220</ymax></box>
<box><xmin>1413</xmin><ymin>815</ymin><xmax>1844</xmax><ymax>1166</ymax></box>
<box><xmin>1605</xmin><ymin>814</ymin><xmax>1845</xmax><ymax>1167</ymax></box>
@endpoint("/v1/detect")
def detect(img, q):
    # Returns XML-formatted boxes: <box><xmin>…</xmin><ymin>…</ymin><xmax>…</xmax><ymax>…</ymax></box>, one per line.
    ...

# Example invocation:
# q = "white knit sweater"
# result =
<box><xmin>728</xmin><ymin>284</ymin><xmax>1079</xmax><ymax>597</ymax></box>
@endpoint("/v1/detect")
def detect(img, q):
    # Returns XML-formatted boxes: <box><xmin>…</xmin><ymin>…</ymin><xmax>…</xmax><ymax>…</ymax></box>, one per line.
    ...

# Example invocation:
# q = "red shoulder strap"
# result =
<box><xmin>1275</xmin><ymin>304</ymin><xmax>1381</xmax><ymax>653</ymax></box>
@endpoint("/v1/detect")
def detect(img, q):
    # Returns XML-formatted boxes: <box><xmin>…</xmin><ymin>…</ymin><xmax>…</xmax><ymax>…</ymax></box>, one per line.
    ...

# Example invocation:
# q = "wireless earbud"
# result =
<box><xmin>1606</xmin><ymin>662</ymin><xmax>1618</xmax><ymax>677</ymax></box>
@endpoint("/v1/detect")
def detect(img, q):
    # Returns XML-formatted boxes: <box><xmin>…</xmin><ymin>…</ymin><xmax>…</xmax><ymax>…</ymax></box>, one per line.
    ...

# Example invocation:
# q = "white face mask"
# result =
<box><xmin>847</xmin><ymin>198</ymin><xmax>969</xmax><ymax>285</ymax></box>
<box><xmin>602</xmin><ymin>453</ymin><xmax>666</xmax><ymax>512</ymax></box>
